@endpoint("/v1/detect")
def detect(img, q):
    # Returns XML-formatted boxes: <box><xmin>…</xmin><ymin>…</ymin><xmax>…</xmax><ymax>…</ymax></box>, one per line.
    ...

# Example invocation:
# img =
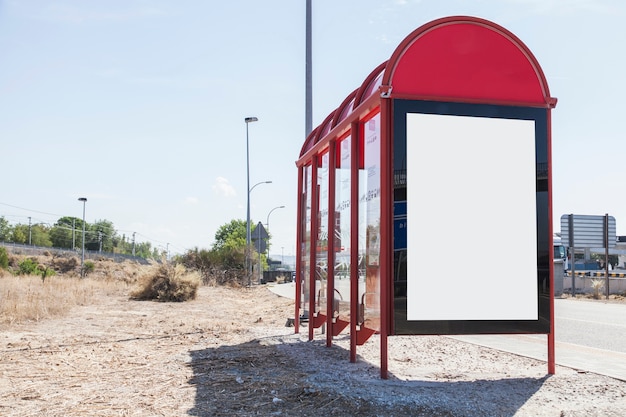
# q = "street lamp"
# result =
<box><xmin>266</xmin><ymin>205</ymin><xmax>285</xmax><ymax>231</ymax></box>
<box><xmin>246</xmin><ymin>180</ymin><xmax>272</xmax><ymax>286</ymax></box>
<box><xmin>245</xmin><ymin>116</ymin><xmax>259</xmax><ymax>286</ymax></box>
<box><xmin>78</xmin><ymin>197</ymin><xmax>87</xmax><ymax>277</ymax></box>
<box><xmin>265</xmin><ymin>205</ymin><xmax>285</xmax><ymax>272</ymax></box>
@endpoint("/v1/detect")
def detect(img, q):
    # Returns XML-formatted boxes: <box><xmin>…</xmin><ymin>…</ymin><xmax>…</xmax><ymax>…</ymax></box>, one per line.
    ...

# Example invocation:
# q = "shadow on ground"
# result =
<box><xmin>186</xmin><ymin>337</ymin><xmax>548</xmax><ymax>417</ymax></box>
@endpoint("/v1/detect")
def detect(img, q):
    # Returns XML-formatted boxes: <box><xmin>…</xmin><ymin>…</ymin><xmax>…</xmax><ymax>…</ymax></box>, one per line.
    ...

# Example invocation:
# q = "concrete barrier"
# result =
<box><xmin>563</xmin><ymin>276</ymin><xmax>626</xmax><ymax>295</ymax></box>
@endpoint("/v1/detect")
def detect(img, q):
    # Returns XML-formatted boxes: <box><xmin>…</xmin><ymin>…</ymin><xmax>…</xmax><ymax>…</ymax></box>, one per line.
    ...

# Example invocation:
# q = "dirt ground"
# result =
<box><xmin>1</xmin><ymin>284</ymin><xmax>626</xmax><ymax>417</ymax></box>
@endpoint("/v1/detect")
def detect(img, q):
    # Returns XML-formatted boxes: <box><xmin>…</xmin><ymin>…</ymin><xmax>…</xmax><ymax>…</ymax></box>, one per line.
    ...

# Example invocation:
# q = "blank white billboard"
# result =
<box><xmin>406</xmin><ymin>113</ymin><xmax>538</xmax><ymax>321</ymax></box>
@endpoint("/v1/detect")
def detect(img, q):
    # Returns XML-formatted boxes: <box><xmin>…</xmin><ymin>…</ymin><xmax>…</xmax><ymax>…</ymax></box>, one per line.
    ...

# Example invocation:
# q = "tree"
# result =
<box><xmin>31</xmin><ymin>224</ymin><xmax>52</xmax><ymax>247</ymax></box>
<box><xmin>11</xmin><ymin>225</ymin><xmax>27</xmax><ymax>244</ymax></box>
<box><xmin>211</xmin><ymin>219</ymin><xmax>268</xmax><ymax>272</ymax></box>
<box><xmin>58</xmin><ymin>216</ymin><xmax>90</xmax><ymax>250</ymax></box>
<box><xmin>0</xmin><ymin>246</ymin><xmax>8</xmax><ymax>269</ymax></box>
<box><xmin>180</xmin><ymin>247</ymin><xmax>214</xmax><ymax>274</ymax></box>
<box><xmin>50</xmin><ymin>216</ymin><xmax>80</xmax><ymax>249</ymax></box>
<box><xmin>92</xmin><ymin>219</ymin><xmax>116</xmax><ymax>252</ymax></box>
<box><xmin>133</xmin><ymin>241</ymin><xmax>154</xmax><ymax>259</ymax></box>
<box><xmin>0</xmin><ymin>216</ymin><xmax>11</xmax><ymax>241</ymax></box>
<box><xmin>212</xmin><ymin>219</ymin><xmax>247</xmax><ymax>252</ymax></box>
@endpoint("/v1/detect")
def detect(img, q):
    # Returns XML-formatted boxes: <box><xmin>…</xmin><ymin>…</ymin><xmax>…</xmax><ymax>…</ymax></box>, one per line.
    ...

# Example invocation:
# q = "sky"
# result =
<box><xmin>1</xmin><ymin>0</ymin><xmax>625</xmax><ymax>257</ymax></box>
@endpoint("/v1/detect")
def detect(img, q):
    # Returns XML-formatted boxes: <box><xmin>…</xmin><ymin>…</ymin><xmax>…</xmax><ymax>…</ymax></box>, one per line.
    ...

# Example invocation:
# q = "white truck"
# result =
<box><xmin>553</xmin><ymin>234</ymin><xmax>568</xmax><ymax>270</ymax></box>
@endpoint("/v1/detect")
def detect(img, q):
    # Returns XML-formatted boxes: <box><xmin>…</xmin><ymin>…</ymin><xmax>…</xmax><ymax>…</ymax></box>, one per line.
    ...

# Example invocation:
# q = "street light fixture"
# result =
<box><xmin>246</xmin><ymin>180</ymin><xmax>271</xmax><ymax>286</ymax></box>
<box><xmin>266</xmin><ymin>205</ymin><xmax>285</xmax><ymax>231</ymax></box>
<box><xmin>265</xmin><ymin>205</ymin><xmax>285</xmax><ymax>272</ymax></box>
<box><xmin>78</xmin><ymin>197</ymin><xmax>87</xmax><ymax>277</ymax></box>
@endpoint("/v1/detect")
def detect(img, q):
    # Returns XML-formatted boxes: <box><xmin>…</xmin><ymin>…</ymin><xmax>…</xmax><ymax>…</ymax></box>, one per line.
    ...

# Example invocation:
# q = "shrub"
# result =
<box><xmin>203</xmin><ymin>267</ymin><xmax>247</xmax><ymax>287</ymax></box>
<box><xmin>84</xmin><ymin>260</ymin><xmax>95</xmax><ymax>275</ymax></box>
<box><xmin>590</xmin><ymin>279</ymin><xmax>605</xmax><ymax>299</ymax></box>
<box><xmin>37</xmin><ymin>265</ymin><xmax>56</xmax><ymax>281</ymax></box>
<box><xmin>130</xmin><ymin>264</ymin><xmax>201</xmax><ymax>302</ymax></box>
<box><xmin>0</xmin><ymin>247</ymin><xmax>8</xmax><ymax>270</ymax></box>
<box><xmin>7</xmin><ymin>254</ymin><xmax>19</xmax><ymax>268</ymax></box>
<box><xmin>17</xmin><ymin>258</ymin><xmax>39</xmax><ymax>275</ymax></box>
<box><xmin>52</xmin><ymin>255</ymin><xmax>79</xmax><ymax>273</ymax></box>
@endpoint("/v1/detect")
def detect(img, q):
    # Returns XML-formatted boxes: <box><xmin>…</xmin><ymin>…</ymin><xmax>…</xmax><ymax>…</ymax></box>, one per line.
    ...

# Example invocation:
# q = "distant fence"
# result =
<box><xmin>0</xmin><ymin>242</ymin><xmax>152</xmax><ymax>265</ymax></box>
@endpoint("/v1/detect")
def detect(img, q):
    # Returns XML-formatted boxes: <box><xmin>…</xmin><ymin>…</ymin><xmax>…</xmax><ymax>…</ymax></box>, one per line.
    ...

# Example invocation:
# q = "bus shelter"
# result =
<box><xmin>294</xmin><ymin>16</ymin><xmax>557</xmax><ymax>379</ymax></box>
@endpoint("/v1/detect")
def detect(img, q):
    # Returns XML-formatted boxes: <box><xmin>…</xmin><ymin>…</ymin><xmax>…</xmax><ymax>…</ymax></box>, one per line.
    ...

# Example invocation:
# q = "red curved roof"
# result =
<box><xmin>300</xmin><ymin>16</ymin><xmax>555</xmax><ymax>158</ymax></box>
<box><xmin>383</xmin><ymin>16</ymin><xmax>554</xmax><ymax>105</ymax></box>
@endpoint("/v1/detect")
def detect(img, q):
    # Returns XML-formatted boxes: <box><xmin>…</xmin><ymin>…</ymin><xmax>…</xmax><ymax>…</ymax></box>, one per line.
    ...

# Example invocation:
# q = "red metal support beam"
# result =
<box><xmin>379</xmin><ymin>94</ymin><xmax>392</xmax><ymax>379</ymax></box>
<box><xmin>349</xmin><ymin>121</ymin><xmax>360</xmax><ymax>363</ymax></box>
<box><xmin>294</xmin><ymin>166</ymin><xmax>304</xmax><ymax>334</ymax></box>
<box><xmin>309</xmin><ymin>158</ymin><xmax>319</xmax><ymax>341</ymax></box>
<box><xmin>326</xmin><ymin>142</ymin><xmax>337</xmax><ymax>347</ymax></box>
<box><xmin>547</xmin><ymin>107</ymin><xmax>556</xmax><ymax>375</ymax></box>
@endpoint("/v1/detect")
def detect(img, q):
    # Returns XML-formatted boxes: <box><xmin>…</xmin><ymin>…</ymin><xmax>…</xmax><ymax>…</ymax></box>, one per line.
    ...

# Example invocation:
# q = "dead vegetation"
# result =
<box><xmin>0</xmin><ymin>274</ymin><xmax>127</xmax><ymax>325</ymax></box>
<box><xmin>0</xmin><ymin>252</ymin><xmax>143</xmax><ymax>325</ymax></box>
<box><xmin>130</xmin><ymin>263</ymin><xmax>201</xmax><ymax>302</ymax></box>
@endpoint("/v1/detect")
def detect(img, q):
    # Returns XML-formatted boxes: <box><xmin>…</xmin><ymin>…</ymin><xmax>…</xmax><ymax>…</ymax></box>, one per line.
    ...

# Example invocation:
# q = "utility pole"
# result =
<box><xmin>132</xmin><ymin>232</ymin><xmax>136</xmax><ymax>256</ymax></box>
<box><xmin>78</xmin><ymin>197</ymin><xmax>87</xmax><ymax>278</ymax></box>
<box><xmin>72</xmin><ymin>218</ymin><xmax>76</xmax><ymax>250</ymax></box>
<box><xmin>258</xmin><ymin>226</ymin><xmax>262</xmax><ymax>284</ymax></box>
<box><xmin>305</xmin><ymin>0</ymin><xmax>312</xmax><ymax>136</ymax></box>
<box><xmin>28</xmin><ymin>217</ymin><xmax>32</xmax><ymax>245</ymax></box>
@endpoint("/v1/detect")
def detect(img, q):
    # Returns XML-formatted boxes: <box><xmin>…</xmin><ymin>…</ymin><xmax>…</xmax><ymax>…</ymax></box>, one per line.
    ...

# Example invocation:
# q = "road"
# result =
<box><xmin>555</xmin><ymin>299</ymin><xmax>626</xmax><ymax>352</ymax></box>
<box><xmin>453</xmin><ymin>298</ymin><xmax>626</xmax><ymax>381</ymax></box>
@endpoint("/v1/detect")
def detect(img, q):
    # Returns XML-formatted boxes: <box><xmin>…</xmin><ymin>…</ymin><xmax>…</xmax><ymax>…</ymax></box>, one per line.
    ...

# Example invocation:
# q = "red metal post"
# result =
<box><xmin>379</xmin><ymin>96</ymin><xmax>392</xmax><ymax>379</ymax></box>
<box><xmin>547</xmin><ymin>106</ymin><xmax>555</xmax><ymax>375</ymax></box>
<box><xmin>295</xmin><ymin>166</ymin><xmax>304</xmax><ymax>334</ymax></box>
<box><xmin>350</xmin><ymin>121</ymin><xmax>360</xmax><ymax>363</ymax></box>
<box><xmin>327</xmin><ymin>143</ymin><xmax>337</xmax><ymax>347</ymax></box>
<box><xmin>309</xmin><ymin>158</ymin><xmax>319</xmax><ymax>341</ymax></box>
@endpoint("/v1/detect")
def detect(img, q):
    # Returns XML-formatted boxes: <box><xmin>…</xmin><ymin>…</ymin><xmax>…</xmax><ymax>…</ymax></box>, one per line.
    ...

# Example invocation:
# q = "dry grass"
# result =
<box><xmin>130</xmin><ymin>263</ymin><xmax>201</xmax><ymax>302</ymax></box>
<box><xmin>0</xmin><ymin>251</ymin><xmax>151</xmax><ymax>326</ymax></box>
<box><xmin>0</xmin><ymin>273</ymin><xmax>129</xmax><ymax>325</ymax></box>
<box><xmin>590</xmin><ymin>278</ymin><xmax>606</xmax><ymax>299</ymax></box>
<box><xmin>0</xmin><ymin>251</ymin><xmax>202</xmax><ymax>327</ymax></box>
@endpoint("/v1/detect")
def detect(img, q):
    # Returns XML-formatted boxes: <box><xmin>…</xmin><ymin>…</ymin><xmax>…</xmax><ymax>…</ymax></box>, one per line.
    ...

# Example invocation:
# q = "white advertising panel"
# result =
<box><xmin>406</xmin><ymin>113</ymin><xmax>537</xmax><ymax>321</ymax></box>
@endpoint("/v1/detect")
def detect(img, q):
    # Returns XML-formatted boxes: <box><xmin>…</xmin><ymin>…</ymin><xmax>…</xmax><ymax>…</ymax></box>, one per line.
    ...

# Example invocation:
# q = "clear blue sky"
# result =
<box><xmin>1</xmin><ymin>0</ymin><xmax>625</xmax><ymax>256</ymax></box>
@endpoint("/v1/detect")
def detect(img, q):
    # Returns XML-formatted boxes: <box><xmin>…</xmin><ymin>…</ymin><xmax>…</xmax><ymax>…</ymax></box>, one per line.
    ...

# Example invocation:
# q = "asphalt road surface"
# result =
<box><xmin>453</xmin><ymin>298</ymin><xmax>626</xmax><ymax>381</ymax></box>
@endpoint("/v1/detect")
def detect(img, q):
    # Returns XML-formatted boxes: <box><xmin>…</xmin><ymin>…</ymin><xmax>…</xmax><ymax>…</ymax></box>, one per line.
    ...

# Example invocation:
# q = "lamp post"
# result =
<box><xmin>245</xmin><ymin>115</ymin><xmax>260</xmax><ymax>287</ymax></box>
<box><xmin>246</xmin><ymin>180</ymin><xmax>272</xmax><ymax>286</ymax></box>
<box><xmin>78</xmin><ymin>197</ymin><xmax>87</xmax><ymax>277</ymax></box>
<box><xmin>265</xmin><ymin>205</ymin><xmax>285</xmax><ymax>272</ymax></box>
<box><xmin>266</xmin><ymin>205</ymin><xmax>285</xmax><ymax>231</ymax></box>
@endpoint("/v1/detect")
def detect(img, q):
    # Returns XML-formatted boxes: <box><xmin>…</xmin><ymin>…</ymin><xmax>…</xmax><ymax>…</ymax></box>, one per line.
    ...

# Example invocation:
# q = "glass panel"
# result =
<box><xmin>359</xmin><ymin>114</ymin><xmax>381</xmax><ymax>331</ymax></box>
<box><xmin>334</xmin><ymin>136</ymin><xmax>351</xmax><ymax>322</ymax></box>
<box><xmin>316</xmin><ymin>152</ymin><xmax>329</xmax><ymax>317</ymax></box>
<box><xmin>300</xmin><ymin>165</ymin><xmax>312</xmax><ymax>318</ymax></box>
